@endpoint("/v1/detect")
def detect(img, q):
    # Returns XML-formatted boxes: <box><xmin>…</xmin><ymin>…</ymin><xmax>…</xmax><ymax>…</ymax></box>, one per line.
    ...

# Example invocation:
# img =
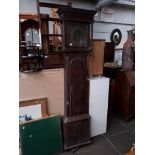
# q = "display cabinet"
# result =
<box><xmin>37</xmin><ymin>1</ymin><xmax>66</xmax><ymax>69</ymax></box>
<box><xmin>19</xmin><ymin>14</ymin><xmax>43</xmax><ymax>72</ymax></box>
<box><xmin>57</xmin><ymin>6</ymin><xmax>96</xmax><ymax>150</ymax></box>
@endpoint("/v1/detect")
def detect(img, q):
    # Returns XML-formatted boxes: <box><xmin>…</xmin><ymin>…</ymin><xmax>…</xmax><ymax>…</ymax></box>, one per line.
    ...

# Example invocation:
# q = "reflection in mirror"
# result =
<box><xmin>24</xmin><ymin>28</ymin><xmax>40</xmax><ymax>46</ymax></box>
<box><xmin>20</xmin><ymin>18</ymin><xmax>41</xmax><ymax>47</ymax></box>
<box><xmin>19</xmin><ymin>14</ymin><xmax>43</xmax><ymax>72</ymax></box>
<box><xmin>38</xmin><ymin>6</ymin><xmax>62</xmax><ymax>53</ymax></box>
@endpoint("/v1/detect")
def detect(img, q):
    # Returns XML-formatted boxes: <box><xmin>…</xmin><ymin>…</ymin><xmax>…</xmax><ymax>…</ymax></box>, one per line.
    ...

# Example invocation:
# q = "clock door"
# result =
<box><xmin>69</xmin><ymin>55</ymin><xmax>88</xmax><ymax>116</ymax></box>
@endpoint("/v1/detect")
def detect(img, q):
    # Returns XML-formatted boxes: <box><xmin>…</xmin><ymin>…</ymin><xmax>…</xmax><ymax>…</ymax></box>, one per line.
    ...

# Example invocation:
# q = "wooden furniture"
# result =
<box><xmin>19</xmin><ymin>115</ymin><xmax>63</xmax><ymax>155</ymax></box>
<box><xmin>88</xmin><ymin>39</ymin><xmax>105</xmax><ymax>76</ymax></box>
<box><xmin>19</xmin><ymin>14</ymin><xmax>39</xmax><ymax>43</ymax></box>
<box><xmin>103</xmin><ymin>42</ymin><xmax>121</xmax><ymax>78</ymax></box>
<box><xmin>124</xmin><ymin>146</ymin><xmax>135</xmax><ymax>155</ymax></box>
<box><xmin>104</xmin><ymin>66</ymin><xmax>121</xmax><ymax>79</ymax></box>
<box><xmin>57</xmin><ymin>6</ymin><xmax>96</xmax><ymax>150</ymax></box>
<box><xmin>37</xmin><ymin>1</ymin><xmax>66</xmax><ymax>69</ymax></box>
<box><xmin>103</xmin><ymin>66</ymin><xmax>121</xmax><ymax>112</ymax></box>
<box><xmin>125</xmin><ymin>150</ymin><xmax>135</xmax><ymax>155</ymax></box>
<box><xmin>19</xmin><ymin>14</ymin><xmax>43</xmax><ymax>72</ymax></box>
<box><xmin>43</xmin><ymin>54</ymin><xmax>64</xmax><ymax>69</ymax></box>
<box><xmin>104</xmin><ymin>42</ymin><xmax>115</xmax><ymax>63</ymax></box>
<box><xmin>115</xmin><ymin>70</ymin><xmax>135</xmax><ymax>121</ymax></box>
<box><xmin>19</xmin><ymin>10</ymin><xmax>65</xmax><ymax>71</ymax></box>
<box><xmin>103</xmin><ymin>42</ymin><xmax>122</xmax><ymax>112</ymax></box>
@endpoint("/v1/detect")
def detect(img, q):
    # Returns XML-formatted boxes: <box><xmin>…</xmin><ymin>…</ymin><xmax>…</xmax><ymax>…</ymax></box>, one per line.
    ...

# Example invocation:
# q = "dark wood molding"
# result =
<box><xmin>19</xmin><ymin>13</ymin><xmax>39</xmax><ymax>21</ymax></box>
<box><xmin>38</xmin><ymin>2</ymin><xmax>68</xmax><ymax>8</ymax></box>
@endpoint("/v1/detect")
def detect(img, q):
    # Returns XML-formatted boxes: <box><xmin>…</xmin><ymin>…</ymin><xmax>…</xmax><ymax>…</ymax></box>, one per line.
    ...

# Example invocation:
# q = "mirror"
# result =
<box><xmin>19</xmin><ymin>14</ymin><xmax>43</xmax><ymax>72</ymax></box>
<box><xmin>19</xmin><ymin>16</ymin><xmax>41</xmax><ymax>47</ymax></box>
<box><xmin>110</xmin><ymin>28</ymin><xmax>122</xmax><ymax>46</ymax></box>
<box><xmin>38</xmin><ymin>7</ymin><xmax>62</xmax><ymax>53</ymax></box>
<box><xmin>24</xmin><ymin>28</ymin><xmax>40</xmax><ymax>46</ymax></box>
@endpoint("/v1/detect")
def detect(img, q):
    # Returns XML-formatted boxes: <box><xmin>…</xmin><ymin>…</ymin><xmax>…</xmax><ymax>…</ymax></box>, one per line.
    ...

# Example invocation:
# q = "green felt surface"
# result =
<box><xmin>19</xmin><ymin>115</ymin><xmax>63</xmax><ymax>155</ymax></box>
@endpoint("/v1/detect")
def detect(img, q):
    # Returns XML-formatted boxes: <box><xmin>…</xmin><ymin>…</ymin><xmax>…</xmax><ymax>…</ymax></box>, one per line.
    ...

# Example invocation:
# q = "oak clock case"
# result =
<box><xmin>58</xmin><ymin>7</ymin><xmax>95</xmax><ymax>52</ymax></box>
<box><xmin>57</xmin><ymin>7</ymin><xmax>96</xmax><ymax>150</ymax></box>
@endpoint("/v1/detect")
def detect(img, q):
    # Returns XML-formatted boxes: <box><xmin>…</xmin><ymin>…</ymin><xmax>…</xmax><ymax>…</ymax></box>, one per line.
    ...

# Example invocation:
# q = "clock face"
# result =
<box><xmin>66</xmin><ymin>22</ymin><xmax>89</xmax><ymax>48</ymax></box>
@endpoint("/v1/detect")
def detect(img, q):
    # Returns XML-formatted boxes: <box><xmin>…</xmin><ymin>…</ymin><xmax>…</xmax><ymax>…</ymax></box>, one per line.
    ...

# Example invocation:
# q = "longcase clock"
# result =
<box><xmin>57</xmin><ymin>6</ymin><xmax>96</xmax><ymax>150</ymax></box>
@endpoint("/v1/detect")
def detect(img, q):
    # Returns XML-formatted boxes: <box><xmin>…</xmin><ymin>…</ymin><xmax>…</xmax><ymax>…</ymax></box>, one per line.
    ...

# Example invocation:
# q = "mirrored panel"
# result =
<box><xmin>19</xmin><ymin>14</ymin><xmax>43</xmax><ymax>72</ymax></box>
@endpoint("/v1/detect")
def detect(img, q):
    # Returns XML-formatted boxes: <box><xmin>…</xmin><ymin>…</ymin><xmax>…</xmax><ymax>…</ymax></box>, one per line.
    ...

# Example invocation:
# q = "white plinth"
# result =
<box><xmin>89</xmin><ymin>77</ymin><xmax>110</xmax><ymax>137</ymax></box>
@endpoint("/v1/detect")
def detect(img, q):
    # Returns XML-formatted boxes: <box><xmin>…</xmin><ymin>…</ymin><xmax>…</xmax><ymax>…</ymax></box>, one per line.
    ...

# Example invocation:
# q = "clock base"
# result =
<box><xmin>62</xmin><ymin>114</ymin><xmax>91</xmax><ymax>150</ymax></box>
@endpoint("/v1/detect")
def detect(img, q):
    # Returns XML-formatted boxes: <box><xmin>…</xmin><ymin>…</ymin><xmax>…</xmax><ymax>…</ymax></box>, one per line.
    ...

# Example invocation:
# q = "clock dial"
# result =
<box><xmin>67</xmin><ymin>22</ymin><xmax>89</xmax><ymax>48</ymax></box>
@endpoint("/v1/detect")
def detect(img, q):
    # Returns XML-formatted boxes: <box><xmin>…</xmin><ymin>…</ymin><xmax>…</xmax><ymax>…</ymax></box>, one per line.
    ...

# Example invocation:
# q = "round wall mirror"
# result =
<box><xmin>110</xmin><ymin>29</ymin><xmax>122</xmax><ymax>46</ymax></box>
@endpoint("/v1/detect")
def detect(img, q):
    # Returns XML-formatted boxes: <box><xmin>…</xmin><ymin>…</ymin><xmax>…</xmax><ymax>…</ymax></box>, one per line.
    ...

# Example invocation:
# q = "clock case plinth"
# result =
<box><xmin>57</xmin><ymin>6</ymin><xmax>96</xmax><ymax>150</ymax></box>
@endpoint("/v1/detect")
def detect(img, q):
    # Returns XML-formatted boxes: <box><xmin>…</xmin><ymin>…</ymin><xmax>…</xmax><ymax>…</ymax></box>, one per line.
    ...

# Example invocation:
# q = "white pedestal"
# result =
<box><xmin>89</xmin><ymin>77</ymin><xmax>110</xmax><ymax>137</ymax></box>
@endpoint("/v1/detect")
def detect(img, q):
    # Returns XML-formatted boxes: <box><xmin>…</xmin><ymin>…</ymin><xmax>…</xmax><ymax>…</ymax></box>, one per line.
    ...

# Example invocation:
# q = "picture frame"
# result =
<box><xmin>19</xmin><ymin>97</ymin><xmax>48</xmax><ymax>122</ymax></box>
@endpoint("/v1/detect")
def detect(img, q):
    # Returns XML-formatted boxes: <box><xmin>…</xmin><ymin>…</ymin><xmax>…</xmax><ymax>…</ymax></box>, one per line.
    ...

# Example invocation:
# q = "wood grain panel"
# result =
<box><xmin>115</xmin><ymin>70</ymin><xmax>135</xmax><ymax>121</ymax></box>
<box><xmin>88</xmin><ymin>39</ymin><xmax>105</xmax><ymax>76</ymax></box>
<box><xmin>63</xmin><ymin>114</ymin><xmax>91</xmax><ymax>150</ymax></box>
<box><xmin>70</xmin><ymin>58</ymin><xmax>85</xmax><ymax>115</ymax></box>
<box><xmin>64</xmin><ymin>55</ymin><xmax>88</xmax><ymax>117</ymax></box>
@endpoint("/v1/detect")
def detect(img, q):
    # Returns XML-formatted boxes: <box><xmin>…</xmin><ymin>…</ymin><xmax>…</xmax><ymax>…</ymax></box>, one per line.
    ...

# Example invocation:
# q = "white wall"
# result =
<box><xmin>93</xmin><ymin>5</ymin><xmax>135</xmax><ymax>48</ymax></box>
<box><xmin>93</xmin><ymin>22</ymin><xmax>134</xmax><ymax>48</ymax></box>
<box><xmin>19</xmin><ymin>0</ymin><xmax>38</xmax><ymax>13</ymax></box>
<box><xmin>93</xmin><ymin>4</ymin><xmax>135</xmax><ymax>64</ymax></box>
